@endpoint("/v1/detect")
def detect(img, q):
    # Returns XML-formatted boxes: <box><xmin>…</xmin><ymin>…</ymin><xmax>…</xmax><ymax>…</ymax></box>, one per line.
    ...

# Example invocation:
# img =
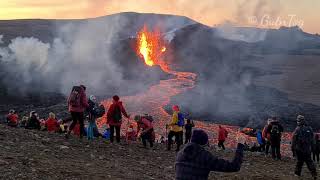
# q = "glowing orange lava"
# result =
<box><xmin>136</xmin><ymin>25</ymin><xmax>168</xmax><ymax>71</ymax></box>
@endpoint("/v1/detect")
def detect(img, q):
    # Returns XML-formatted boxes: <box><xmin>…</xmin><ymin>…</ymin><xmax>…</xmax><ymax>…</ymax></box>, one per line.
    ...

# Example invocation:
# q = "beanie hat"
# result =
<box><xmin>172</xmin><ymin>105</ymin><xmax>180</xmax><ymax>112</ymax></box>
<box><xmin>191</xmin><ymin>129</ymin><xmax>208</xmax><ymax>146</ymax></box>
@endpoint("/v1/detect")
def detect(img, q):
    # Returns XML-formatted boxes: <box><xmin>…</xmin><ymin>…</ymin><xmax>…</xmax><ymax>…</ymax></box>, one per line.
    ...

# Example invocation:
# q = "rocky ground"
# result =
<box><xmin>0</xmin><ymin>124</ymin><xmax>318</xmax><ymax>180</ymax></box>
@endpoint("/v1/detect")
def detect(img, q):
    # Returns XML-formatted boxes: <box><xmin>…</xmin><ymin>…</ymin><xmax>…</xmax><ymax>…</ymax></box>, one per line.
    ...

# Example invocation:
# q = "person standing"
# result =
<box><xmin>167</xmin><ymin>105</ymin><xmax>183</xmax><ymax>152</ymax></box>
<box><xmin>263</xmin><ymin>119</ymin><xmax>272</xmax><ymax>156</ymax></box>
<box><xmin>184</xmin><ymin>119</ymin><xmax>195</xmax><ymax>144</ymax></box>
<box><xmin>256</xmin><ymin>130</ymin><xmax>265</xmax><ymax>152</ymax></box>
<box><xmin>313</xmin><ymin>134</ymin><xmax>320</xmax><ymax>164</ymax></box>
<box><xmin>87</xmin><ymin>95</ymin><xmax>99</xmax><ymax>140</ymax></box>
<box><xmin>66</xmin><ymin>85</ymin><xmax>89</xmax><ymax>139</ymax></box>
<box><xmin>292</xmin><ymin>115</ymin><xmax>317</xmax><ymax>179</ymax></box>
<box><xmin>175</xmin><ymin>129</ymin><xmax>245</xmax><ymax>180</ymax></box>
<box><xmin>266</xmin><ymin>117</ymin><xmax>283</xmax><ymax>160</ymax></box>
<box><xmin>218</xmin><ymin>125</ymin><xmax>228</xmax><ymax>150</ymax></box>
<box><xmin>106</xmin><ymin>95</ymin><xmax>129</xmax><ymax>143</ymax></box>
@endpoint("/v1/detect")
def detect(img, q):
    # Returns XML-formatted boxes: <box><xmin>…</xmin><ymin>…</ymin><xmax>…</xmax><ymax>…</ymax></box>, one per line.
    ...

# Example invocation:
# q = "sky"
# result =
<box><xmin>0</xmin><ymin>0</ymin><xmax>319</xmax><ymax>34</ymax></box>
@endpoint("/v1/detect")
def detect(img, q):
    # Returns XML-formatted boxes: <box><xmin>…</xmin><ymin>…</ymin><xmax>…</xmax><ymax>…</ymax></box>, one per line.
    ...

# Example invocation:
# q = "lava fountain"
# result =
<box><xmin>136</xmin><ymin>25</ymin><xmax>169</xmax><ymax>72</ymax></box>
<box><xmin>96</xmin><ymin>25</ymin><xmax>292</xmax><ymax>156</ymax></box>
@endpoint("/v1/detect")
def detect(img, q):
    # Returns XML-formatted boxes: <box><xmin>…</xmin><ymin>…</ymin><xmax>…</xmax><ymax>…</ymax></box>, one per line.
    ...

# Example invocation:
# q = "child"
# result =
<box><xmin>313</xmin><ymin>134</ymin><xmax>320</xmax><ymax>163</ymax></box>
<box><xmin>184</xmin><ymin>119</ymin><xmax>194</xmax><ymax>144</ymax></box>
<box><xmin>6</xmin><ymin>109</ymin><xmax>18</xmax><ymax>127</ymax></box>
<box><xmin>45</xmin><ymin>112</ymin><xmax>59</xmax><ymax>132</ymax></box>
<box><xmin>126</xmin><ymin>124</ymin><xmax>137</xmax><ymax>143</ymax></box>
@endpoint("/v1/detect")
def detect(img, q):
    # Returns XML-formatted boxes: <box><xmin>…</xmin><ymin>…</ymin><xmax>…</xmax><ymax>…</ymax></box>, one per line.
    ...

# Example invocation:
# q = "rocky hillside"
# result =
<box><xmin>0</xmin><ymin>124</ymin><xmax>317</xmax><ymax>179</ymax></box>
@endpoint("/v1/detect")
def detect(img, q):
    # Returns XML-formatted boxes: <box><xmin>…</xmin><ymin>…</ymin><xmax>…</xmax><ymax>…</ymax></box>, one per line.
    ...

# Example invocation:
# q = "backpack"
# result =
<box><xmin>296</xmin><ymin>126</ymin><xmax>313</xmax><ymax>152</ymax></box>
<box><xmin>94</xmin><ymin>105</ymin><xmax>106</xmax><ymax>118</ymax></box>
<box><xmin>177</xmin><ymin>113</ymin><xmax>185</xmax><ymax>127</ymax></box>
<box><xmin>141</xmin><ymin>114</ymin><xmax>153</xmax><ymax>122</ymax></box>
<box><xmin>69</xmin><ymin>86</ymin><xmax>81</xmax><ymax>107</ymax></box>
<box><xmin>270</xmin><ymin>124</ymin><xmax>281</xmax><ymax>138</ymax></box>
<box><xmin>113</xmin><ymin>105</ymin><xmax>122</xmax><ymax>122</ymax></box>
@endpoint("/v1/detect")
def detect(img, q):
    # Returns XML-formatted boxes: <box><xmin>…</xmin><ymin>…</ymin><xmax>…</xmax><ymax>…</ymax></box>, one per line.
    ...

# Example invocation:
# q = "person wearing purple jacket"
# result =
<box><xmin>175</xmin><ymin>129</ymin><xmax>245</xmax><ymax>180</ymax></box>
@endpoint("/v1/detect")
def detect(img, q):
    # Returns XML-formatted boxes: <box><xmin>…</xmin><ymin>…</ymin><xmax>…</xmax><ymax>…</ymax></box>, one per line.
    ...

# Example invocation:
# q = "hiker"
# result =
<box><xmin>175</xmin><ymin>129</ymin><xmax>245</xmax><ymax>180</ymax></box>
<box><xmin>184</xmin><ymin>119</ymin><xmax>194</xmax><ymax>144</ymax></box>
<box><xmin>6</xmin><ymin>109</ymin><xmax>18</xmax><ymax>127</ymax></box>
<box><xmin>135</xmin><ymin>115</ymin><xmax>154</xmax><ymax>148</ymax></box>
<box><xmin>126</xmin><ymin>124</ymin><xmax>137</xmax><ymax>142</ymax></box>
<box><xmin>106</xmin><ymin>95</ymin><xmax>129</xmax><ymax>143</ymax></box>
<box><xmin>218</xmin><ymin>125</ymin><xmax>228</xmax><ymax>150</ymax></box>
<box><xmin>313</xmin><ymin>134</ymin><xmax>320</xmax><ymax>163</ymax></box>
<box><xmin>263</xmin><ymin>119</ymin><xmax>272</xmax><ymax>156</ymax></box>
<box><xmin>66</xmin><ymin>85</ymin><xmax>89</xmax><ymax>139</ymax></box>
<box><xmin>256</xmin><ymin>130</ymin><xmax>265</xmax><ymax>152</ymax></box>
<box><xmin>25</xmin><ymin>111</ymin><xmax>41</xmax><ymax>130</ymax></box>
<box><xmin>266</xmin><ymin>117</ymin><xmax>283</xmax><ymax>160</ymax></box>
<box><xmin>292</xmin><ymin>115</ymin><xmax>317</xmax><ymax>179</ymax></box>
<box><xmin>167</xmin><ymin>105</ymin><xmax>184</xmax><ymax>152</ymax></box>
<box><xmin>45</xmin><ymin>112</ymin><xmax>59</xmax><ymax>132</ymax></box>
<box><xmin>87</xmin><ymin>95</ymin><xmax>99</xmax><ymax>140</ymax></box>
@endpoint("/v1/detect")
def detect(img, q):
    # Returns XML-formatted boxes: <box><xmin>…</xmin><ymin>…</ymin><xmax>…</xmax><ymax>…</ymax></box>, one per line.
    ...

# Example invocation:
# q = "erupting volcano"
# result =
<box><xmin>136</xmin><ymin>25</ymin><xmax>169</xmax><ymax>71</ymax></box>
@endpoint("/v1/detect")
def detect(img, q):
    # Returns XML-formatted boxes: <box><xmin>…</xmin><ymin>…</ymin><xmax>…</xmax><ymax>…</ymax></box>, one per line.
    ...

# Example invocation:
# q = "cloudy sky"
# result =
<box><xmin>0</xmin><ymin>0</ymin><xmax>318</xmax><ymax>33</ymax></box>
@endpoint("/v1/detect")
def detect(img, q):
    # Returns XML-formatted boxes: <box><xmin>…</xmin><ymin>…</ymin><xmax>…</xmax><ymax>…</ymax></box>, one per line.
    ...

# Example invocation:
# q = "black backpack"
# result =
<box><xmin>296</xmin><ymin>126</ymin><xmax>313</xmax><ymax>152</ymax></box>
<box><xmin>141</xmin><ymin>114</ymin><xmax>154</xmax><ymax>122</ymax></box>
<box><xmin>113</xmin><ymin>105</ymin><xmax>122</xmax><ymax>122</ymax></box>
<box><xmin>270</xmin><ymin>124</ymin><xmax>281</xmax><ymax>138</ymax></box>
<box><xmin>94</xmin><ymin>105</ymin><xmax>106</xmax><ymax>118</ymax></box>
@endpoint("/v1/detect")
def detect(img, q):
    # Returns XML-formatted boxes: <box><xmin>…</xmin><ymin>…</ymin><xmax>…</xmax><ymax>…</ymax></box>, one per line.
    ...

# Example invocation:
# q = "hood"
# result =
<box><xmin>180</xmin><ymin>143</ymin><xmax>204</xmax><ymax>160</ymax></box>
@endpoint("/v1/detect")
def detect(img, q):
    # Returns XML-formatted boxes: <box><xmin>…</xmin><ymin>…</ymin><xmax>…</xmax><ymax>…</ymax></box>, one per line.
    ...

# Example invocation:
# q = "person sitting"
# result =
<box><xmin>25</xmin><ymin>111</ymin><xmax>41</xmax><ymax>130</ymax></box>
<box><xmin>175</xmin><ymin>129</ymin><xmax>245</xmax><ymax>180</ymax></box>
<box><xmin>126</xmin><ymin>124</ymin><xmax>137</xmax><ymax>143</ymax></box>
<box><xmin>6</xmin><ymin>109</ymin><xmax>19</xmax><ymax>127</ymax></box>
<box><xmin>45</xmin><ymin>112</ymin><xmax>59</xmax><ymax>132</ymax></box>
<box><xmin>19</xmin><ymin>116</ymin><xmax>28</xmax><ymax>128</ymax></box>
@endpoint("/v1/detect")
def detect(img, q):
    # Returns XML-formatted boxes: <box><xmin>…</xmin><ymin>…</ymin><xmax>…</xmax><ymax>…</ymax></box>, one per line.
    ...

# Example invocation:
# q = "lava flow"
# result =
<box><xmin>97</xmin><ymin>26</ymin><xmax>292</xmax><ymax>156</ymax></box>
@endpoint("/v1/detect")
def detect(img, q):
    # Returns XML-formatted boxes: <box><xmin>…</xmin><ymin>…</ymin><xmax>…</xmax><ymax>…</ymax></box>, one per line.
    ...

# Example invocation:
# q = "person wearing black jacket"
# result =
<box><xmin>292</xmin><ymin>115</ymin><xmax>317</xmax><ymax>179</ymax></box>
<box><xmin>25</xmin><ymin>111</ymin><xmax>41</xmax><ymax>130</ymax></box>
<box><xmin>266</xmin><ymin>118</ymin><xmax>284</xmax><ymax>160</ymax></box>
<box><xmin>184</xmin><ymin>119</ymin><xmax>194</xmax><ymax>144</ymax></box>
<box><xmin>175</xmin><ymin>129</ymin><xmax>245</xmax><ymax>180</ymax></box>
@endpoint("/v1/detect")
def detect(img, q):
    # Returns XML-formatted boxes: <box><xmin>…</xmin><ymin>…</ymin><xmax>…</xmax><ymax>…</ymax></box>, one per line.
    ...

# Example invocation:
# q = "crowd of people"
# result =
<box><xmin>3</xmin><ymin>84</ymin><xmax>320</xmax><ymax>179</ymax></box>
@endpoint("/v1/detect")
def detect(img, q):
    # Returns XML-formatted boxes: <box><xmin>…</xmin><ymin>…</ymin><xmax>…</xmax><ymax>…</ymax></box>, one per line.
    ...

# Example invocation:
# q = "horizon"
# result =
<box><xmin>0</xmin><ymin>0</ymin><xmax>319</xmax><ymax>34</ymax></box>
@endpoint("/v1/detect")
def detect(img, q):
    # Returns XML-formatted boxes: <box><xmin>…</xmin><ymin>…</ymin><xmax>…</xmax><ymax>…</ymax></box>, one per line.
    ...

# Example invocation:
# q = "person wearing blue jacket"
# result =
<box><xmin>175</xmin><ymin>129</ymin><xmax>245</xmax><ymax>180</ymax></box>
<box><xmin>256</xmin><ymin>130</ymin><xmax>265</xmax><ymax>152</ymax></box>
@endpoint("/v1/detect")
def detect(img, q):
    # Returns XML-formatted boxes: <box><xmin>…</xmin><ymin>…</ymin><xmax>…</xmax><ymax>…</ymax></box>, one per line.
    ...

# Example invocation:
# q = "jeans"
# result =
<box><xmin>87</xmin><ymin>121</ymin><xmax>97</xmax><ymax>140</ymax></box>
<box><xmin>271</xmin><ymin>140</ymin><xmax>281</xmax><ymax>160</ymax></box>
<box><xmin>141</xmin><ymin>129</ymin><xmax>154</xmax><ymax>148</ymax></box>
<box><xmin>69</xmin><ymin>112</ymin><xmax>84</xmax><ymax>137</ymax></box>
<box><xmin>110</xmin><ymin>125</ymin><xmax>121</xmax><ymax>143</ymax></box>
<box><xmin>218</xmin><ymin>140</ymin><xmax>225</xmax><ymax>150</ymax></box>
<box><xmin>168</xmin><ymin>131</ymin><xmax>182</xmax><ymax>151</ymax></box>
<box><xmin>295</xmin><ymin>151</ymin><xmax>317</xmax><ymax>177</ymax></box>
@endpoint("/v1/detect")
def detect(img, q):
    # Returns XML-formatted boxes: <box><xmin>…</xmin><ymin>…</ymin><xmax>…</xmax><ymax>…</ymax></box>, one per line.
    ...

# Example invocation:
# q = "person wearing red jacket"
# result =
<box><xmin>45</xmin><ymin>112</ymin><xmax>59</xmax><ymax>132</ymax></box>
<box><xmin>106</xmin><ymin>95</ymin><xmax>129</xmax><ymax>143</ymax></box>
<box><xmin>66</xmin><ymin>85</ymin><xmax>89</xmax><ymax>139</ymax></box>
<box><xmin>218</xmin><ymin>125</ymin><xmax>228</xmax><ymax>150</ymax></box>
<box><xmin>263</xmin><ymin>118</ymin><xmax>272</xmax><ymax>156</ymax></box>
<box><xmin>6</xmin><ymin>109</ymin><xmax>18</xmax><ymax>127</ymax></box>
